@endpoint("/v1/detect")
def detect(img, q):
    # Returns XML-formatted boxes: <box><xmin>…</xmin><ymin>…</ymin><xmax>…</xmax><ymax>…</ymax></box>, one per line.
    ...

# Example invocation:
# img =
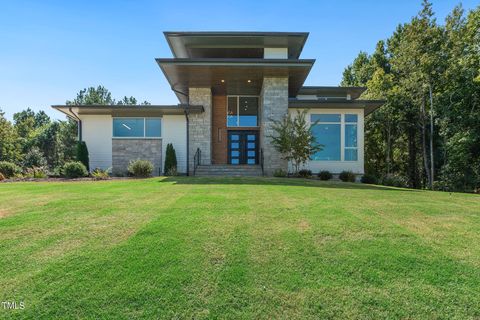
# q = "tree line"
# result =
<box><xmin>342</xmin><ymin>0</ymin><xmax>480</xmax><ymax>192</ymax></box>
<box><xmin>0</xmin><ymin>86</ymin><xmax>148</xmax><ymax>174</ymax></box>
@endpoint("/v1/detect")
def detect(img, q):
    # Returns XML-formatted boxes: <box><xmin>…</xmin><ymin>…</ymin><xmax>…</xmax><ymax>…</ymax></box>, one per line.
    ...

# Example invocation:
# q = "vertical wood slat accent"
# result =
<box><xmin>212</xmin><ymin>95</ymin><xmax>228</xmax><ymax>164</ymax></box>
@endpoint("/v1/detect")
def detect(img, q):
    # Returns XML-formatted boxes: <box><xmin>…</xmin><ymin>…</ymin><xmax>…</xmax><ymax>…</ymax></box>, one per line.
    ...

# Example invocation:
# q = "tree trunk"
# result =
<box><xmin>407</xmin><ymin>124</ymin><xmax>419</xmax><ymax>189</ymax></box>
<box><xmin>421</xmin><ymin>96</ymin><xmax>431</xmax><ymax>187</ymax></box>
<box><xmin>386</xmin><ymin>123</ymin><xmax>392</xmax><ymax>175</ymax></box>
<box><xmin>429</xmin><ymin>84</ymin><xmax>435</xmax><ymax>190</ymax></box>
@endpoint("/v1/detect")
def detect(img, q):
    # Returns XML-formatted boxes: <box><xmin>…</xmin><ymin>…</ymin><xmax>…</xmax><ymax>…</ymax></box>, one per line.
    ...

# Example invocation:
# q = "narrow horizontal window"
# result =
<box><xmin>113</xmin><ymin>118</ymin><xmax>161</xmax><ymax>138</ymax></box>
<box><xmin>113</xmin><ymin>118</ymin><xmax>144</xmax><ymax>137</ymax></box>
<box><xmin>311</xmin><ymin>114</ymin><xmax>341</xmax><ymax>123</ymax></box>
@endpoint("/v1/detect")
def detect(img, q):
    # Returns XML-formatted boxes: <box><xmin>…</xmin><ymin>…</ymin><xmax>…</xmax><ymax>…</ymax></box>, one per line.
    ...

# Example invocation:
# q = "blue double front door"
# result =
<box><xmin>227</xmin><ymin>131</ymin><xmax>258</xmax><ymax>165</ymax></box>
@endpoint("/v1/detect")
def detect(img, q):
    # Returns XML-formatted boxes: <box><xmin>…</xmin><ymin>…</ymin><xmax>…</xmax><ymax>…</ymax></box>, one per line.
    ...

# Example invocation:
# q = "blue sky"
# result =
<box><xmin>1</xmin><ymin>0</ymin><xmax>478</xmax><ymax>120</ymax></box>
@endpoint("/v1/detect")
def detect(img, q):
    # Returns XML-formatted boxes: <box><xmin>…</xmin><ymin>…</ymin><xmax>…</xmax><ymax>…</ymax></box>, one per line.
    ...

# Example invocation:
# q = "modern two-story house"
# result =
<box><xmin>52</xmin><ymin>32</ymin><xmax>384</xmax><ymax>176</ymax></box>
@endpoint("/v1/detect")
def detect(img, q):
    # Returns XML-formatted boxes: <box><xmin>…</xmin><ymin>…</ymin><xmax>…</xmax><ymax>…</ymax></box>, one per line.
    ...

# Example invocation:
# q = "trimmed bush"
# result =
<box><xmin>23</xmin><ymin>147</ymin><xmax>47</xmax><ymax>168</ymax></box>
<box><xmin>24</xmin><ymin>167</ymin><xmax>48</xmax><ymax>179</ymax></box>
<box><xmin>128</xmin><ymin>159</ymin><xmax>154</xmax><ymax>178</ymax></box>
<box><xmin>76</xmin><ymin>141</ymin><xmax>90</xmax><ymax>171</ymax></box>
<box><xmin>62</xmin><ymin>161</ymin><xmax>88</xmax><ymax>178</ymax></box>
<box><xmin>164</xmin><ymin>143</ymin><xmax>177</xmax><ymax>175</ymax></box>
<box><xmin>0</xmin><ymin>161</ymin><xmax>20</xmax><ymax>179</ymax></box>
<box><xmin>381</xmin><ymin>174</ymin><xmax>408</xmax><ymax>188</ymax></box>
<box><xmin>92</xmin><ymin>168</ymin><xmax>110</xmax><ymax>180</ymax></box>
<box><xmin>298</xmin><ymin>169</ymin><xmax>312</xmax><ymax>178</ymax></box>
<box><xmin>318</xmin><ymin>170</ymin><xmax>333</xmax><ymax>181</ymax></box>
<box><xmin>273</xmin><ymin>169</ymin><xmax>287</xmax><ymax>177</ymax></box>
<box><xmin>361</xmin><ymin>174</ymin><xmax>378</xmax><ymax>184</ymax></box>
<box><xmin>339</xmin><ymin>170</ymin><xmax>356</xmax><ymax>182</ymax></box>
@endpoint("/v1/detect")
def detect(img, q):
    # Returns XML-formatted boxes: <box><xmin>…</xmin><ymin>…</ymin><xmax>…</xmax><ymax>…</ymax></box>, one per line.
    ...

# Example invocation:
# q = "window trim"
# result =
<box><xmin>310</xmin><ymin>112</ymin><xmax>359</xmax><ymax>162</ymax></box>
<box><xmin>112</xmin><ymin>117</ymin><xmax>162</xmax><ymax>139</ymax></box>
<box><xmin>226</xmin><ymin>95</ymin><xmax>260</xmax><ymax>128</ymax></box>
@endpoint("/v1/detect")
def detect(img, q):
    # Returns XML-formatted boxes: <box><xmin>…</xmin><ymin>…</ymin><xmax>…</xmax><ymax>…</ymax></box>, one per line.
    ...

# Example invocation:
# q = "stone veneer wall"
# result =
<box><xmin>112</xmin><ymin>139</ymin><xmax>162</xmax><ymax>176</ymax></box>
<box><xmin>188</xmin><ymin>87</ymin><xmax>212</xmax><ymax>174</ymax></box>
<box><xmin>260</xmin><ymin>77</ymin><xmax>289</xmax><ymax>175</ymax></box>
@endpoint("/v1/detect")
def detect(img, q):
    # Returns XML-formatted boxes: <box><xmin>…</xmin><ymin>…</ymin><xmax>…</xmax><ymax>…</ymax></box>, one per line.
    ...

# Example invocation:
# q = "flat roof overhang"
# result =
<box><xmin>156</xmin><ymin>58</ymin><xmax>315</xmax><ymax>103</ymax></box>
<box><xmin>52</xmin><ymin>104</ymin><xmax>204</xmax><ymax>119</ymax></box>
<box><xmin>298</xmin><ymin>86</ymin><xmax>367</xmax><ymax>100</ymax></box>
<box><xmin>164</xmin><ymin>31</ymin><xmax>309</xmax><ymax>59</ymax></box>
<box><xmin>288</xmin><ymin>99</ymin><xmax>385</xmax><ymax>116</ymax></box>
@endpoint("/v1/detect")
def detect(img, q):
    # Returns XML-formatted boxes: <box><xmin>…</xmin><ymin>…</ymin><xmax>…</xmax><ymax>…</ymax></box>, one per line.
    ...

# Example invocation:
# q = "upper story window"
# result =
<box><xmin>311</xmin><ymin>113</ymin><xmax>358</xmax><ymax>161</ymax></box>
<box><xmin>113</xmin><ymin>117</ymin><xmax>161</xmax><ymax>138</ymax></box>
<box><xmin>227</xmin><ymin>96</ymin><xmax>259</xmax><ymax>127</ymax></box>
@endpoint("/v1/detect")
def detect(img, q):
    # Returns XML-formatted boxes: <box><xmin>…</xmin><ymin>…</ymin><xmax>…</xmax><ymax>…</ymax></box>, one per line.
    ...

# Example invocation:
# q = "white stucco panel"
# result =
<box><xmin>162</xmin><ymin>115</ymin><xmax>187</xmax><ymax>174</ymax></box>
<box><xmin>80</xmin><ymin>115</ymin><xmax>112</xmax><ymax>170</ymax></box>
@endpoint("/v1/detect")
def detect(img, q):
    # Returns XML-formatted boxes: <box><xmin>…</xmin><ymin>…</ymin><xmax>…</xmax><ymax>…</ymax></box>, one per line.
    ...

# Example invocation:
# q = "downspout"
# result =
<box><xmin>171</xmin><ymin>86</ymin><xmax>190</xmax><ymax>176</ymax></box>
<box><xmin>184</xmin><ymin>109</ymin><xmax>190</xmax><ymax>176</ymax></box>
<box><xmin>68</xmin><ymin>107</ymin><xmax>82</xmax><ymax>141</ymax></box>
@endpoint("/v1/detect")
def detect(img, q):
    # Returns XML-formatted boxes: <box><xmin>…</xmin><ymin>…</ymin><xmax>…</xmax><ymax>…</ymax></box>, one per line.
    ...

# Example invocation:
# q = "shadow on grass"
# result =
<box><xmin>159</xmin><ymin>176</ymin><xmax>416</xmax><ymax>192</ymax></box>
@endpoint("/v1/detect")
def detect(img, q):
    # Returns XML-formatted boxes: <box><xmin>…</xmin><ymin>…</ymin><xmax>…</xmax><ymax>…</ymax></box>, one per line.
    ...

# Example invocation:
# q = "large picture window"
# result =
<box><xmin>311</xmin><ymin>113</ymin><xmax>358</xmax><ymax>161</ymax></box>
<box><xmin>311</xmin><ymin>114</ymin><xmax>341</xmax><ymax>161</ymax></box>
<box><xmin>113</xmin><ymin>118</ymin><xmax>161</xmax><ymax>138</ymax></box>
<box><xmin>227</xmin><ymin>96</ymin><xmax>258</xmax><ymax>127</ymax></box>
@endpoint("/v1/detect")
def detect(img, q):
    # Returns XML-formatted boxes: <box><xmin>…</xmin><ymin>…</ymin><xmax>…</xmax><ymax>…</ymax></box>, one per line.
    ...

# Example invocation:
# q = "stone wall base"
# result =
<box><xmin>112</xmin><ymin>139</ymin><xmax>162</xmax><ymax>176</ymax></box>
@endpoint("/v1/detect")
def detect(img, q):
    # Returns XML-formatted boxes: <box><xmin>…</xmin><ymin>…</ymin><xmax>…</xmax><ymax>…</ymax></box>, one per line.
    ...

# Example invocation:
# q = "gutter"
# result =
<box><xmin>68</xmin><ymin>107</ymin><xmax>82</xmax><ymax>141</ymax></box>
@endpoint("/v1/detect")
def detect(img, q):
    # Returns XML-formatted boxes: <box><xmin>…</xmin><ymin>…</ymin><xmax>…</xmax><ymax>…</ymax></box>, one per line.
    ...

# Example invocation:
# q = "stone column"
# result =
<box><xmin>188</xmin><ymin>87</ymin><xmax>212</xmax><ymax>174</ymax></box>
<box><xmin>260</xmin><ymin>77</ymin><xmax>289</xmax><ymax>176</ymax></box>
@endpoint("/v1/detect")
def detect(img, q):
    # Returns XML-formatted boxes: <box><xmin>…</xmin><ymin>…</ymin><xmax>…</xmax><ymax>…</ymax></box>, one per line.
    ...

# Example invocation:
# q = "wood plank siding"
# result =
<box><xmin>212</xmin><ymin>95</ymin><xmax>228</xmax><ymax>164</ymax></box>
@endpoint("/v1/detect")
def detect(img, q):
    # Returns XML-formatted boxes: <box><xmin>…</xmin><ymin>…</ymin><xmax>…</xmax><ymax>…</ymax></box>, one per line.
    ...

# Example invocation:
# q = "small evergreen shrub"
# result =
<box><xmin>128</xmin><ymin>159</ymin><xmax>154</xmax><ymax>178</ymax></box>
<box><xmin>273</xmin><ymin>169</ymin><xmax>287</xmax><ymax>177</ymax></box>
<box><xmin>318</xmin><ymin>170</ymin><xmax>332</xmax><ymax>180</ymax></box>
<box><xmin>62</xmin><ymin>161</ymin><xmax>88</xmax><ymax>178</ymax></box>
<box><xmin>92</xmin><ymin>168</ymin><xmax>110</xmax><ymax>180</ymax></box>
<box><xmin>76</xmin><ymin>141</ymin><xmax>90</xmax><ymax>171</ymax></box>
<box><xmin>339</xmin><ymin>170</ymin><xmax>356</xmax><ymax>182</ymax></box>
<box><xmin>0</xmin><ymin>161</ymin><xmax>20</xmax><ymax>179</ymax></box>
<box><xmin>361</xmin><ymin>174</ymin><xmax>378</xmax><ymax>184</ymax></box>
<box><xmin>381</xmin><ymin>174</ymin><xmax>408</xmax><ymax>188</ymax></box>
<box><xmin>164</xmin><ymin>143</ymin><xmax>177</xmax><ymax>175</ymax></box>
<box><xmin>23</xmin><ymin>147</ymin><xmax>47</xmax><ymax>168</ymax></box>
<box><xmin>298</xmin><ymin>169</ymin><xmax>312</xmax><ymax>178</ymax></box>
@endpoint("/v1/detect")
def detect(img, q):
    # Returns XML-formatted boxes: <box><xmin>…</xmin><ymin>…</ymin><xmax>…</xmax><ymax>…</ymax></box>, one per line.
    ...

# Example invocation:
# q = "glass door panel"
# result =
<box><xmin>228</xmin><ymin>131</ymin><xmax>258</xmax><ymax>165</ymax></box>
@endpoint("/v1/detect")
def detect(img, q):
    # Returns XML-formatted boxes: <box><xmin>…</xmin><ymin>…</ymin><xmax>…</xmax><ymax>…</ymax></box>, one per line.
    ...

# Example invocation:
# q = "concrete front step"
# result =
<box><xmin>195</xmin><ymin>165</ymin><xmax>263</xmax><ymax>176</ymax></box>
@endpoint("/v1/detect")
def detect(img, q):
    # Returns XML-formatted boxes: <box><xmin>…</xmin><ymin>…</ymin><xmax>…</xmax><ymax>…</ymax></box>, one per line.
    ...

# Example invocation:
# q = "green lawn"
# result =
<box><xmin>0</xmin><ymin>177</ymin><xmax>479</xmax><ymax>319</ymax></box>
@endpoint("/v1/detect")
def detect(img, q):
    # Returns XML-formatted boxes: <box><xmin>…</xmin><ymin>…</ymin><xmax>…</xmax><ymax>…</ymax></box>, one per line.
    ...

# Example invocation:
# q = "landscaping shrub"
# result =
<box><xmin>128</xmin><ymin>159</ymin><xmax>154</xmax><ymax>178</ymax></box>
<box><xmin>381</xmin><ymin>174</ymin><xmax>408</xmax><ymax>188</ymax></box>
<box><xmin>23</xmin><ymin>147</ymin><xmax>47</xmax><ymax>168</ymax></box>
<box><xmin>166</xmin><ymin>166</ymin><xmax>178</xmax><ymax>176</ymax></box>
<box><xmin>273</xmin><ymin>169</ymin><xmax>287</xmax><ymax>177</ymax></box>
<box><xmin>164</xmin><ymin>143</ymin><xmax>177</xmax><ymax>175</ymax></box>
<box><xmin>318</xmin><ymin>170</ymin><xmax>332</xmax><ymax>180</ymax></box>
<box><xmin>361</xmin><ymin>174</ymin><xmax>378</xmax><ymax>184</ymax></box>
<box><xmin>339</xmin><ymin>170</ymin><xmax>356</xmax><ymax>182</ymax></box>
<box><xmin>76</xmin><ymin>141</ymin><xmax>90</xmax><ymax>171</ymax></box>
<box><xmin>24</xmin><ymin>167</ymin><xmax>48</xmax><ymax>179</ymax></box>
<box><xmin>62</xmin><ymin>161</ymin><xmax>88</xmax><ymax>178</ymax></box>
<box><xmin>92</xmin><ymin>168</ymin><xmax>110</xmax><ymax>180</ymax></box>
<box><xmin>0</xmin><ymin>161</ymin><xmax>20</xmax><ymax>179</ymax></box>
<box><xmin>298</xmin><ymin>169</ymin><xmax>312</xmax><ymax>178</ymax></box>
